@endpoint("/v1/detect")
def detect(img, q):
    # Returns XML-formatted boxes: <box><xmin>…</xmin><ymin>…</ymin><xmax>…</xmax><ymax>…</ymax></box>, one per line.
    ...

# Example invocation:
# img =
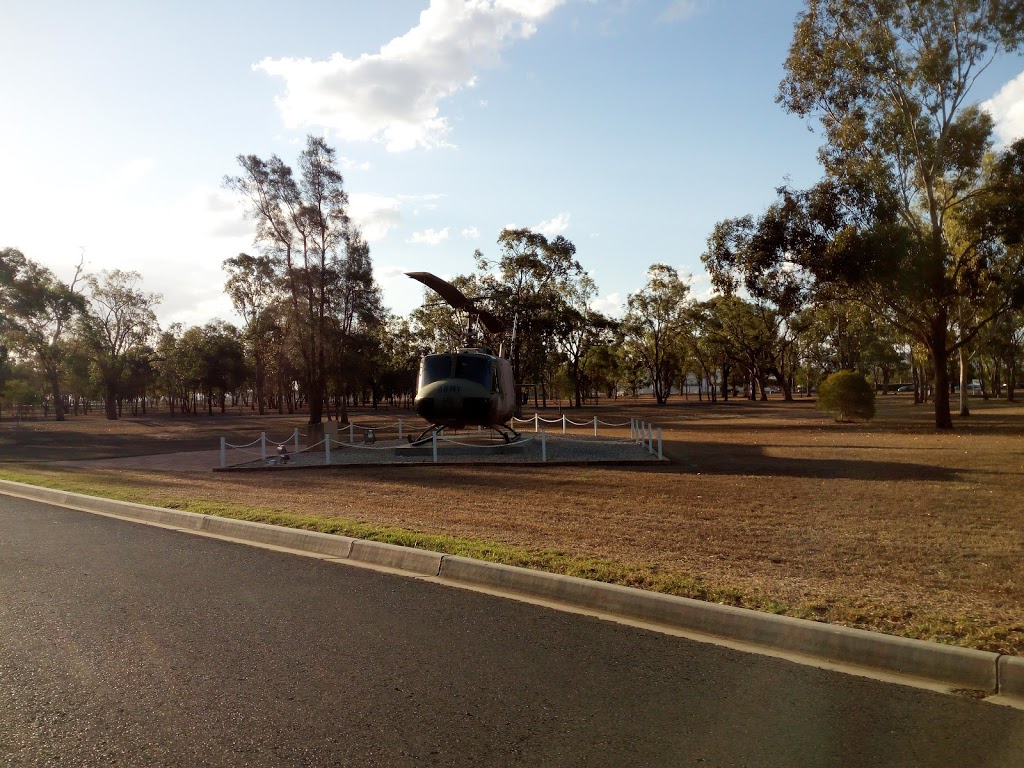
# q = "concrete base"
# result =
<box><xmin>396</xmin><ymin>437</ymin><xmax>531</xmax><ymax>457</ymax></box>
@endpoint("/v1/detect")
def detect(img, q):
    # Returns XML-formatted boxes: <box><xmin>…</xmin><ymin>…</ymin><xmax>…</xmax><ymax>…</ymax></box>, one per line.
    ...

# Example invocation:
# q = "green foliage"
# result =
<box><xmin>475</xmin><ymin>228</ymin><xmax>585</xmax><ymax>393</ymax></box>
<box><xmin>622</xmin><ymin>264</ymin><xmax>691</xmax><ymax>404</ymax></box>
<box><xmin>817</xmin><ymin>370</ymin><xmax>876</xmax><ymax>422</ymax></box>
<box><xmin>776</xmin><ymin>0</ymin><xmax>1024</xmax><ymax>429</ymax></box>
<box><xmin>0</xmin><ymin>248</ymin><xmax>86</xmax><ymax>420</ymax></box>
<box><xmin>77</xmin><ymin>269</ymin><xmax>161</xmax><ymax>420</ymax></box>
<box><xmin>224</xmin><ymin>135</ymin><xmax>384</xmax><ymax>424</ymax></box>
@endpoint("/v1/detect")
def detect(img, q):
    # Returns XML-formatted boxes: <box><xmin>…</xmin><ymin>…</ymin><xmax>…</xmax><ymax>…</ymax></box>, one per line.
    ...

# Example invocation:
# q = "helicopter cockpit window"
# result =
<box><xmin>419</xmin><ymin>355</ymin><xmax>453</xmax><ymax>388</ymax></box>
<box><xmin>453</xmin><ymin>355</ymin><xmax>492</xmax><ymax>388</ymax></box>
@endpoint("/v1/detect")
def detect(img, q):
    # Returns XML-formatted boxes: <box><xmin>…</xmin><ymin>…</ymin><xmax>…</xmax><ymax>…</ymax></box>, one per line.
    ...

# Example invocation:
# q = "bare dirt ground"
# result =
<box><xmin>2</xmin><ymin>395</ymin><xmax>1022</xmax><ymax>654</ymax></box>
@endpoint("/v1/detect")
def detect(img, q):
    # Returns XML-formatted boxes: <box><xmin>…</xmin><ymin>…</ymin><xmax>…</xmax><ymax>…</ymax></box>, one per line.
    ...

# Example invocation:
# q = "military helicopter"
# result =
<box><xmin>406</xmin><ymin>271</ymin><xmax>519</xmax><ymax>445</ymax></box>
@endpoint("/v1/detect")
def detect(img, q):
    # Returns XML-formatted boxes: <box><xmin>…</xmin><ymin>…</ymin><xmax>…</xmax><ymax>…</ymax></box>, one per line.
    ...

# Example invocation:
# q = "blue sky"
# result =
<box><xmin>4</xmin><ymin>0</ymin><xmax>1024</xmax><ymax>328</ymax></box>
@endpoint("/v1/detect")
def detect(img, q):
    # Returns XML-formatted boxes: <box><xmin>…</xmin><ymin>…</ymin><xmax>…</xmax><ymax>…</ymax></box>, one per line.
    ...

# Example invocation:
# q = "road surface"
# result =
<box><xmin>2</xmin><ymin>496</ymin><xmax>1022</xmax><ymax>766</ymax></box>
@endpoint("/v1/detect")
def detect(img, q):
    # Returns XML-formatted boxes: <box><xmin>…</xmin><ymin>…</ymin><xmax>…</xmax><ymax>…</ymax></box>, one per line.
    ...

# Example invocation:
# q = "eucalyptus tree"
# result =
<box><xmin>622</xmin><ymin>264</ymin><xmax>691</xmax><ymax>404</ymax></box>
<box><xmin>553</xmin><ymin>274</ymin><xmax>614</xmax><ymax>407</ymax></box>
<box><xmin>224</xmin><ymin>252</ymin><xmax>278</xmax><ymax>414</ymax></box>
<box><xmin>475</xmin><ymin>228</ymin><xmax>584</xmax><ymax>397</ymax></box>
<box><xmin>777</xmin><ymin>0</ymin><xmax>1024</xmax><ymax>428</ymax></box>
<box><xmin>372</xmin><ymin>315</ymin><xmax>421</xmax><ymax>408</ymax></box>
<box><xmin>178</xmin><ymin>321</ymin><xmax>248</xmax><ymax>415</ymax></box>
<box><xmin>0</xmin><ymin>248</ymin><xmax>85</xmax><ymax>420</ymax></box>
<box><xmin>581</xmin><ymin>343</ymin><xmax>622</xmax><ymax>401</ymax></box>
<box><xmin>76</xmin><ymin>269</ymin><xmax>161</xmax><ymax>420</ymax></box>
<box><xmin>224</xmin><ymin>135</ymin><xmax>382</xmax><ymax>425</ymax></box>
<box><xmin>687</xmin><ymin>306</ymin><xmax>735</xmax><ymax>401</ymax></box>
<box><xmin>154</xmin><ymin>324</ymin><xmax>191</xmax><ymax>414</ymax></box>
<box><xmin>694</xmin><ymin>295</ymin><xmax>790</xmax><ymax>400</ymax></box>
<box><xmin>703</xmin><ymin>210</ymin><xmax>812</xmax><ymax>400</ymax></box>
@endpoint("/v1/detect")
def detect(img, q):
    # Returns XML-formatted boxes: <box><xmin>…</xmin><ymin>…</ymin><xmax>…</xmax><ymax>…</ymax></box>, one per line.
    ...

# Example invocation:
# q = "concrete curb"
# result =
<box><xmin>1</xmin><ymin>479</ymin><xmax>1018</xmax><ymax>700</ymax></box>
<box><xmin>1000</xmin><ymin>656</ymin><xmax>1024</xmax><ymax>698</ymax></box>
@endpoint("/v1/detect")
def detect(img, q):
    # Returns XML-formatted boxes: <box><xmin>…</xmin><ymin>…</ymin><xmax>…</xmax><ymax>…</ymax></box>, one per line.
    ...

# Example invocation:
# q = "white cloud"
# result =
<box><xmin>339</xmin><ymin>156</ymin><xmax>372</xmax><ymax>172</ymax></box>
<box><xmin>107</xmin><ymin>157</ymin><xmax>156</xmax><ymax>189</ymax></box>
<box><xmin>255</xmin><ymin>0</ymin><xmax>566</xmax><ymax>152</ymax></box>
<box><xmin>535</xmin><ymin>211</ymin><xmax>571</xmax><ymax>235</ymax></box>
<box><xmin>684</xmin><ymin>271</ymin><xmax>716</xmax><ymax>301</ymax></box>
<box><xmin>657</xmin><ymin>0</ymin><xmax>706</xmax><ymax>24</ymax></box>
<box><xmin>590</xmin><ymin>292</ymin><xmax>624</xmax><ymax>318</ymax></box>
<box><xmin>348</xmin><ymin>193</ymin><xmax>403</xmax><ymax>241</ymax></box>
<box><xmin>982</xmin><ymin>70</ymin><xmax>1024</xmax><ymax>145</ymax></box>
<box><xmin>408</xmin><ymin>227</ymin><xmax>451</xmax><ymax>245</ymax></box>
<box><xmin>376</xmin><ymin>265</ymin><xmax>411</xmax><ymax>280</ymax></box>
<box><xmin>461</xmin><ymin>225</ymin><xmax>481</xmax><ymax>239</ymax></box>
<box><xmin>400</xmin><ymin>192</ymin><xmax>446</xmax><ymax>215</ymax></box>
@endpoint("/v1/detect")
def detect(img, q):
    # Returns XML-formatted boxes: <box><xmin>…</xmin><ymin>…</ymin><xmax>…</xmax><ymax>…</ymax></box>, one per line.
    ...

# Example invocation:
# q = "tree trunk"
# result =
<box><xmin>958</xmin><ymin>347</ymin><xmax>970</xmax><ymax>417</ymax></box>
<box><xmin>307</xmin><ymin>395</ymin><xmax>323</xmax><ymax>424</ymax></box>
<box><xmin>928</xmin><ymin>314</ymin><xmax>953</xmax><ymax>429</ymax></box>
<box><xmin>255</xmin><ymin>356</ymin><xmax>266</xmax><ymax>415</ymax></box>
<box><xmin>104</xmin><ymin>387</ymin><xmax>118</xmax><ymax>420</ymax></box>
<box><xmin>47</xmin><ymin>367</ymin><xmax>66</xmax><ymax>422</ymax></box>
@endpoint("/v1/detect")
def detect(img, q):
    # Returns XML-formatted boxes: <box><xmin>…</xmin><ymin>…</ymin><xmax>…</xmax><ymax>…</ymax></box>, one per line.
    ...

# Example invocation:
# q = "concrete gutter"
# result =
<box><xmin>2</xmin><ymin>478</ymin><xmax>1020</xmax><ymax>704</ymax></box>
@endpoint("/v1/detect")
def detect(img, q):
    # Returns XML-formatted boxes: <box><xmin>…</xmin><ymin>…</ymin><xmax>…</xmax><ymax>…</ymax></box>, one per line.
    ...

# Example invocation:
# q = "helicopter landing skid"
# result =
<box><xmin>407</xmin><ymin>423</ymin><xmax>522</xmax><ymax>446</ymax></box>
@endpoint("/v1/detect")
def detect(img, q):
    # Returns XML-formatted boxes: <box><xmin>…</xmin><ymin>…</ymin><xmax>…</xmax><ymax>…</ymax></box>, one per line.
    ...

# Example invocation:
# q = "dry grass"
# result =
<box><xmin>2</xmin><ymin>396</ymin><xmax>1022</xmax><ymax>654</ymax></box>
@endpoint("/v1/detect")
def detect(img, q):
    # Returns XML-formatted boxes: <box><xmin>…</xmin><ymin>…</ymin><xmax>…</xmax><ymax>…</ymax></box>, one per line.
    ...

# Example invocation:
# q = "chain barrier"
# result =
<box><xmin>221</xmin><ymin>415</ymin><xmax>662</xmax><ymax>467</ymax></box>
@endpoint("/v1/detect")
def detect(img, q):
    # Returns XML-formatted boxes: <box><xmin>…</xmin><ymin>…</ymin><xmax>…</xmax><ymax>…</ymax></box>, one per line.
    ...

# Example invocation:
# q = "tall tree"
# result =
<box><xmin>475</xmin><ymin>228</ymin><xmax>584</xmax><ymax>399</ymax></box>
<box><xmin>555</xmin><ymin>274</ymin><xmax>614</xmax><ymax>408</ymax></box>
<box><xmin>0</xmin><ymin>248</ymin><xmax>85</xmax><ymax>421</ymax></box>
<box><xmin>778</xmin><ymin>0</ymin><xmax>1024</xmax><ymax>428</ymax></box>
<box><xmin>223</xmin><ymin>252</ymin><xmax>278</xmax><ymax>415</ymax></box>
<box><xmin>225</xmin><ymin>135</ymin><xmax>381</xmax><ymax>426</ymax></box>
<box><xmin>622</xmin><ymin>264</ymin><xmax>691</xmax><ymax>404</ymax></box>
<box><xmin>703</xmin><ymin>211</ymin><xmax>813</xmax><ymax>400</ymax></box>
<box><xmin>77</xmin><ymin>269</ymin><xmax>161</xmax><ymax>420</ymax></box>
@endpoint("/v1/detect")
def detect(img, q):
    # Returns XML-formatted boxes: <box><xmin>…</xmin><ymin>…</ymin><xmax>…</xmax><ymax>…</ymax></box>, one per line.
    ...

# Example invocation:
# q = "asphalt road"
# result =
<box><xmin>2</xmin><ymin>497</ymin><xmax>1023</xmax><ymax>767</ymax></box>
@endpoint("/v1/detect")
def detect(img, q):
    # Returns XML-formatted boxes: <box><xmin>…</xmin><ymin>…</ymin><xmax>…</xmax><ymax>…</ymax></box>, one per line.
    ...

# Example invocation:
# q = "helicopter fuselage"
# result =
<box><xmin>414</xmin><ymin>348</ymin><xmax>516</xmax><ymax>429</ymax></box>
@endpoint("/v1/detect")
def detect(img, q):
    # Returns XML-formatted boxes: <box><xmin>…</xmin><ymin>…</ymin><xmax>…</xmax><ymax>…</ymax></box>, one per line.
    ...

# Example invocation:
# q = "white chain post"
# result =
<box><xmin>261</xmin><ymin>432</ymin><xmax>267</xmax><ymax>461</ymax></box>
<box><xmin>220</xmin><ymin>437</ymin><xmax>226</xmax><ymax>468</ymax></box>
<box><xmin>325</xmin><ymin>435</ymin><xmax>331</xmax><ymax>465</ymax></box>
<box><xmin>593</xmin><ymin>416</ymin><xmax>598</xmax><ymax>437</ymax></box>
<box><xmin>293</xmin><ymin>427</ymin><xmax>299</xmax><ymax>452</ymax></box>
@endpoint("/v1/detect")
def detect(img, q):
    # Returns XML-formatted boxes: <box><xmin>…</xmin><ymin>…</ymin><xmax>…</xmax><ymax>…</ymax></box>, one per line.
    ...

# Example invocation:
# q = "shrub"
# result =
<box><xmin>817</xmin><ymin>370</ymin><xmax>875</xmax><ymax>422</ymax></box>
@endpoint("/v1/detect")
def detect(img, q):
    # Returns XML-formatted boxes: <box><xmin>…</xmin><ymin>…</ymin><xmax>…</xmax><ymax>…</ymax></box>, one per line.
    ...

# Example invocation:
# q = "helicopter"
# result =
<box><xmin>406</xmin><ymin>271</ymin><xmax>519</xmax><ymax>445</ymax></box>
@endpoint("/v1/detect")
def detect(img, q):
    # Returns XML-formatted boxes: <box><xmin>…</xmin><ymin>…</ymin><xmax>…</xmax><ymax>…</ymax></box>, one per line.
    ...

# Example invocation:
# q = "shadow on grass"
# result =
<box><xmin>658</xmin><ymin>442</ymin><xmax>964</xmax><ymax>482</ymax></box>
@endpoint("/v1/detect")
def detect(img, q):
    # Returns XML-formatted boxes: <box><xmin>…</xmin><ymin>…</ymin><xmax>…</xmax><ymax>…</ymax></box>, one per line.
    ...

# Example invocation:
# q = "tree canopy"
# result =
<box><xmin>775</xmin><ymin>0</ymin><xmax>1024</xmax><ymax>427</ymax></box>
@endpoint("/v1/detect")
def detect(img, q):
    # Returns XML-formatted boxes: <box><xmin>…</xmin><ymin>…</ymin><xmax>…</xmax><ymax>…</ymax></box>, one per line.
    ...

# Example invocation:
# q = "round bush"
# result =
<box><xmin>817</xmin><ymin>370</ymin><xmax>876</xmax><ymax>422</ymax></box>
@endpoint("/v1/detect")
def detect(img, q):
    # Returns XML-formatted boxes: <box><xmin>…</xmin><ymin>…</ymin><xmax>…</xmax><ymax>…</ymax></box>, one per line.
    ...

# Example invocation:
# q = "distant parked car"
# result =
<box><xmin>763</xmin><ymin>386</ymin><xmax>781</xmax><ymax>394</ymax></box>
<box><xmin>896</xmin><ymin>385</ymin><xmax>914</xmax><ymax>393</ymax></box>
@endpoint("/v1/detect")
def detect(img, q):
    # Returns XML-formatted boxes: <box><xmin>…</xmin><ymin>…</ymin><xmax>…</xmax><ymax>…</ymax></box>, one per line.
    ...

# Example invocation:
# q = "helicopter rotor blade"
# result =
<box><xmin>476</xmin><ymin>308</ymin><xmax>505</xmax><ymax>335</ymax></box>
<box><xmin>406</xmin><ymin>272</ymin><xmax>475</xmax><ymax>312</ymax></box>
<box><xmin>406</xmin><ymin>271</ymin><xmax>505</xmax><ymax>334</ymax></box>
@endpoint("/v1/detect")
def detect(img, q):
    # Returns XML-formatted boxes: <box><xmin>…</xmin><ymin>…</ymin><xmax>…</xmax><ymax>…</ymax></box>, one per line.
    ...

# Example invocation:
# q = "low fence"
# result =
<box><xmin>511</xmin><ymin>414</ymin><xmax>662</xmax><ymax>460</ymax></box>
<box><xmin>219</xmin><ymin>414</ymin><xmax>663</xmax><ymax>468</ymax></box>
